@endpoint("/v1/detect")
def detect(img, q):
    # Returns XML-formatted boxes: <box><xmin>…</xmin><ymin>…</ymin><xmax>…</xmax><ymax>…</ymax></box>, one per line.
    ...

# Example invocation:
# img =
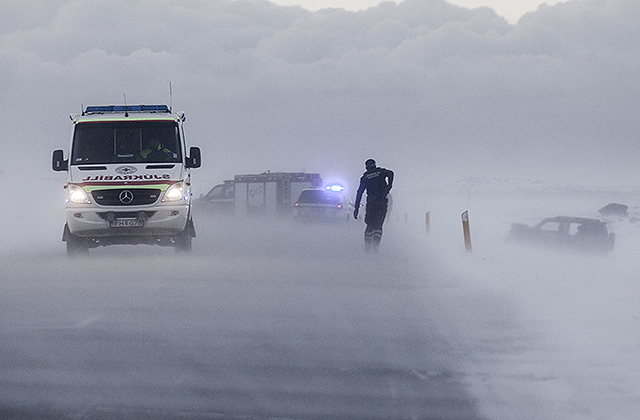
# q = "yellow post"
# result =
<box><xmin>425</xmin><ymin>211</ymin><xmax>430</xmax><ymax>235</ymax></box>
<box><xmin>461</xmin><ymin>210</ymin><xmax>472</xmax><ymax>252</ymax></box>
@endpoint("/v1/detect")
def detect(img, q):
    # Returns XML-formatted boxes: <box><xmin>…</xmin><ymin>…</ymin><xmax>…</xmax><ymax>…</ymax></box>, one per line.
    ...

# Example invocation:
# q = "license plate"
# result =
<box><xmin>110</xmin><ymin>219</ymin><xmax>143</xmax><ymax>228</ymax></box>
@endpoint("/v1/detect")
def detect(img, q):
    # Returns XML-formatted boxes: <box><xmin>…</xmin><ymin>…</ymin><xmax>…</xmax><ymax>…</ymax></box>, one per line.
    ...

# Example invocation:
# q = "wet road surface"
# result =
<box><xmin>0</xmin><ymin>216</ymin><xmax>485</xmax><ymax>420</ymax></box>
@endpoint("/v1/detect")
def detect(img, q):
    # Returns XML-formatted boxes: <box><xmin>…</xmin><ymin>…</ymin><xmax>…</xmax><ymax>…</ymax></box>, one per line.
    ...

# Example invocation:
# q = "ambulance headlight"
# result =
<box><xmin>162</xmin><ymin>182</ymin><xmax>185</xmax><ymax>202</ymax></box>
<box><xmin>68</xmin><ymin>184</ymin><xmax>91</xmax><ymax>204</ymax></box>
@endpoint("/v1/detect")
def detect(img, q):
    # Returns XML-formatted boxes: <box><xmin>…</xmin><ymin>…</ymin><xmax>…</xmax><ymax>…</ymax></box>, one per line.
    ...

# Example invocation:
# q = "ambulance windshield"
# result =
<box><xmin>70</xmin><ymin>121</ymin><xmax>182</xmax><ymax>165</ymax></box>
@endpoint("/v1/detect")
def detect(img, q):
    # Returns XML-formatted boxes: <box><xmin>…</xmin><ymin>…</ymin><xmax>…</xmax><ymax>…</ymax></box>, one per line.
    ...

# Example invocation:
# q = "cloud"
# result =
<box><xmin>2</xmin><ymin>0</ymin><xmax>640</xmax><ymax>189</ymax></box>
<box><xmin>523</xmin><ymin>0</ymin><xmax>640</xmax><ymax>50</ymax></box>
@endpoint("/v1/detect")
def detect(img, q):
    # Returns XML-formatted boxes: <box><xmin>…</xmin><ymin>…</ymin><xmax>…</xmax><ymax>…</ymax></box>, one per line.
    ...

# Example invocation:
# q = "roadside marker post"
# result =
<box><xmin>425</xmin><ymin>211</ymin><xmax>430</xmax><ymax>235</ymax></box>
<box><xmin>461</xmin><ymin>210</ymin><xmax>472</xmax><ymax>252</ymax></box>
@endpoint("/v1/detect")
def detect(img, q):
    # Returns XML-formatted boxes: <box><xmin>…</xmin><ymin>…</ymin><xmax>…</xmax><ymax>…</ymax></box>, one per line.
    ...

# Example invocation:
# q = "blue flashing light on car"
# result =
<box><xmin>293</xmin><ymin>185</ymin><xmax>353</xmax><ymax>222</ymax></box>
<box><xmin>326</xmin><ymin>184</ymin><xmax>345</xmax><ymax>192</ymax></box>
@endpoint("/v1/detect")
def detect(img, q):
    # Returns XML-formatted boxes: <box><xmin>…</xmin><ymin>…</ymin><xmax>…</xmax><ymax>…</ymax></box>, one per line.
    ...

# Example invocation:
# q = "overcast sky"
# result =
<box><xmin>2</xmin><ymin>0</ymin><xmax>639</xmax><ymax>191</ymax></box>
<box><xmin>270</xmin><ymin>0</ymin><xmax>565</xmax><ymax>24</ymax></box>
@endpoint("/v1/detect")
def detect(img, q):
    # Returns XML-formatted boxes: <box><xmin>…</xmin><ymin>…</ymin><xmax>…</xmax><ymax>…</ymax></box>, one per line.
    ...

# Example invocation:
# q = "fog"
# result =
<box><xmin>3</xmin><ymin>0</ymin><xmax>640</xmax><ymax>418</ymax></box>
<box><xmin>397</xmin><ymin>181</ymin><xmax>640</xmax><ymax>419</ymax></box>
<box><xmin>3</xmin><ymin>0</ymin><xmax>640</xmax><ymax>189</ymax></box>
<box><xmin>4</xmin><ymin>176</ymin><xmax>640</xmax><ymax>418</ymax></box>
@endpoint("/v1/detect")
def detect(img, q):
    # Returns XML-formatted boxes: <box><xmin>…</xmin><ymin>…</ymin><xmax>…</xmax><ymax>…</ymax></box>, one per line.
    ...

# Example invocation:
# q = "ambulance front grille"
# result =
<box><xmin>91</xmin><ymin>189</ymin><xmax>161</xmax><ymax>206</ymax></box>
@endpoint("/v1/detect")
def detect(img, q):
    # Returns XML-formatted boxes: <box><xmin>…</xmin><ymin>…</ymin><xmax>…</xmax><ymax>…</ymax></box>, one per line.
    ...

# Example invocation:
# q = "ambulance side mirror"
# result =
<box><xmin>52</xmin><ymin>149</ymin><xmax>68</xmax><ymax>172</ymax></box>
<box><xmin>186</xmin><ymin>147</ymin><xmax>201</xmax><ymax>169</ymax></box>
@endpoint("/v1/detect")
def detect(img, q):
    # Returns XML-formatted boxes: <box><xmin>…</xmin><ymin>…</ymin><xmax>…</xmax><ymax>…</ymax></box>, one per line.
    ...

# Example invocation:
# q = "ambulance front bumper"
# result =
<box><xmin>65</xmin><ymin>203</ymin><xmax>189</xmax><ymax>238</ymax></box>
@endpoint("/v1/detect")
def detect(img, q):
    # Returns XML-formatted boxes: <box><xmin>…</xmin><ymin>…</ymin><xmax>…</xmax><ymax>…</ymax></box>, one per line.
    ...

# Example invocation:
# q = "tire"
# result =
<box><xmin>65</xmin><ymin>227</ymin><xmax>88</xmax><ymax>256</ymax></box>
<box><xmin>174</xmin><ymin>220</ymin><xmax>194</xmax><ymax>252</ymax></box>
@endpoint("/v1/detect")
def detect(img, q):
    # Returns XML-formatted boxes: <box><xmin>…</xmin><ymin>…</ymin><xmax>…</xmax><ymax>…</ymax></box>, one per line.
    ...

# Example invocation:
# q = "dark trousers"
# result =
<box><xmin>364</xmin><ymin>202</ymin><xmax>387</xmax><ymax>252</ymax></box>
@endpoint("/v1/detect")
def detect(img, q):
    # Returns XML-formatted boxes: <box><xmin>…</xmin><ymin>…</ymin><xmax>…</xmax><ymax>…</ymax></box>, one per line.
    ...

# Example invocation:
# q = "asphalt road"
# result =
<box><xmin>0</xmin><ymin>215</ymin><xmax>485</xmax><ymax>420</ymax></box>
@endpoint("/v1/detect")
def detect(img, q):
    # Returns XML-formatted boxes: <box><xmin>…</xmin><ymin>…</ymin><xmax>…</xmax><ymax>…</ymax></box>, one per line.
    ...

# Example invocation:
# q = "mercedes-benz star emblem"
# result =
<box><xmin>119</xmin><ymin>190</ymin><xmax>134</xmax><ymax>204</ymax></box>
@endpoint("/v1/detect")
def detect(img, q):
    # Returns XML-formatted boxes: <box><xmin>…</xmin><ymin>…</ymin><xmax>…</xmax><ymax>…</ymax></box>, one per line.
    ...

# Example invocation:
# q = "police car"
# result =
<box><xmin>292</xmin><ymin>185</ymin><xmax>354</xmax><ymax>221</ymax></box>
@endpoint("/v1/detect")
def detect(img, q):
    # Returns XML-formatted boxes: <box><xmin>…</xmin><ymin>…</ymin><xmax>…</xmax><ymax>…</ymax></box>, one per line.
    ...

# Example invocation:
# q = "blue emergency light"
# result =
<box><xmin>326</xmin><ymin>184</ymin><xmax>345</xmax><ymax>192</ymax></box>
<box><xmin>84</xmin><ymin>105</ymin><xmax>170</xmax><ymax>114</ymax></box>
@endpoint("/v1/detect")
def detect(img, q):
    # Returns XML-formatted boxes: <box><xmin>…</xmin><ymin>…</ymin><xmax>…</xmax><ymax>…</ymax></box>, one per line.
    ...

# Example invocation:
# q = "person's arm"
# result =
<box><xmin>353</xmin><ymin>178</ymin><xmax>365</xmax><ymax>219</ymax></box>
<box><xmin>385</xmin><ymin>169</ymin><xmax>394</xmax><ymax>194</ymax></box>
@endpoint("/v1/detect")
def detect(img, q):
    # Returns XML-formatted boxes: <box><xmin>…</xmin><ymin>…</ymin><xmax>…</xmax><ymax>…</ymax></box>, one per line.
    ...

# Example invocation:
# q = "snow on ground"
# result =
<box><xmin>392</xmin><ymin>179</ymin><xmax>640</xmax><ymax>420</ymax></box>
<box><xmin>5</xmin><ymin>176</ymin><xmax>640</xmax><ymax>419</ymax></box>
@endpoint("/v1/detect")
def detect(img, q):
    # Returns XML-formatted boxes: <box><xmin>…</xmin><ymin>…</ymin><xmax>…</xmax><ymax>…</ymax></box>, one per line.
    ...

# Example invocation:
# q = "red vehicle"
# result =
<box><xmin>196</xmin><ymin>172</ymin><xmax>322</xmax><ymax>216</ymax></box>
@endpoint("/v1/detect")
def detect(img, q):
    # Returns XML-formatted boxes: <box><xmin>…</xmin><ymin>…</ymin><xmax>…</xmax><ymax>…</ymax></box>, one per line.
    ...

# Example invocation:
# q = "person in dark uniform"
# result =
<box><xmin>353</xmin><ymin>159</ymin><xmax>394</xmax><ymax>252</ymax></box>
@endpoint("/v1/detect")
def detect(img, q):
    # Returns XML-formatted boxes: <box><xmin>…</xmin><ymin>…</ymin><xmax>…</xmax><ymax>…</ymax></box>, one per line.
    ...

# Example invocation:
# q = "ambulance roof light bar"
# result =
<box><xmin>84</xmin><ymin>105</ymin><xmax>170</xmax><ymax>114</ymax></box>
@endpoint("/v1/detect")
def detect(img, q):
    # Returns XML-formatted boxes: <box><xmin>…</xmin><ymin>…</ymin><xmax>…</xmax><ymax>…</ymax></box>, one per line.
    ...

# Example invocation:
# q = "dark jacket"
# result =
<box><xmin>354</xmin><ymin>167</ymin><xmax>394</xmax><ymax>209</ymax></box>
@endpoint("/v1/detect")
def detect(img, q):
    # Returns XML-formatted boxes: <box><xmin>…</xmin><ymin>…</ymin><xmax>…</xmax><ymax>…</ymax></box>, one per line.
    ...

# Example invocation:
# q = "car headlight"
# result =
<box><xmin>162</xmin><ymin>182</ymin><xmax>185</xmax><ymax>202</ymax></box>
<box><xmin>68</xmin><ymin>184</ymin><xmax>91</xmax><ymax>204</ymax></box>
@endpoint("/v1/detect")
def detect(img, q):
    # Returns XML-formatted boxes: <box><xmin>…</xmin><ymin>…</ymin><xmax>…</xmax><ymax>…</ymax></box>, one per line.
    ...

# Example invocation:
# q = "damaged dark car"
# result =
<box><xmin>509</xmin><ymin>216</ymin><xmax>615</xmax><ymax>253</ymax></box>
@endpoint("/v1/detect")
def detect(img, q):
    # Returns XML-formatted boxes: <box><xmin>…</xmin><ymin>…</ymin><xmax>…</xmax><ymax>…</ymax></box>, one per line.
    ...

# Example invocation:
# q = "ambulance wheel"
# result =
<box><xmin>66</xmin><ymin>232</ymin><xmax>88</xmax><ymax>256</ymax></box>
<box><xmin>174</xmin><ymin>229</ymin><xmax>192</xmax><ymax>252</ymax></box>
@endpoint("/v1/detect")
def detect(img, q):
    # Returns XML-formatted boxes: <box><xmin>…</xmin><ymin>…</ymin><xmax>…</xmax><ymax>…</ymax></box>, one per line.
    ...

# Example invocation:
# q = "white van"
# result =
<box><xmin>52</xmin><ymin>105</ymin><xmax>201</xmax><ymax>255</ymax></box>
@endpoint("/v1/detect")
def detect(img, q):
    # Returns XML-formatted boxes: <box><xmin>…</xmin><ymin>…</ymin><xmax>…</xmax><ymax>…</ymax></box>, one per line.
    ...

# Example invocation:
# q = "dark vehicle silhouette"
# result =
<box><xmin>509</xmin><ymin>216</ymin><xmax>615</xmax><ymax>253</ymax></box>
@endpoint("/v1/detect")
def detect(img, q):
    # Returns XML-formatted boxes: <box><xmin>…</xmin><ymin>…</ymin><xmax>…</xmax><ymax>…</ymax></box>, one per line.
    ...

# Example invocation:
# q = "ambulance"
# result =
<box><xmin>52</xmin><ymin>105</ymin><xmax>201</xmax><ymax>255</ymax></box>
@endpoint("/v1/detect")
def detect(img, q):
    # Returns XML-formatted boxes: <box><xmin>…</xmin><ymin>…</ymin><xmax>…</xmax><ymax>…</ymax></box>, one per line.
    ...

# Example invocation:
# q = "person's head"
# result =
<box><xmin>365</xmin><ymin>159</ymin><xmax>376</xmax><ymax>171</ymax></box>
<box><xmin>149</xmin><ymin>138</ymin><xmax>161</xmax><ymax>150</ymax></box>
